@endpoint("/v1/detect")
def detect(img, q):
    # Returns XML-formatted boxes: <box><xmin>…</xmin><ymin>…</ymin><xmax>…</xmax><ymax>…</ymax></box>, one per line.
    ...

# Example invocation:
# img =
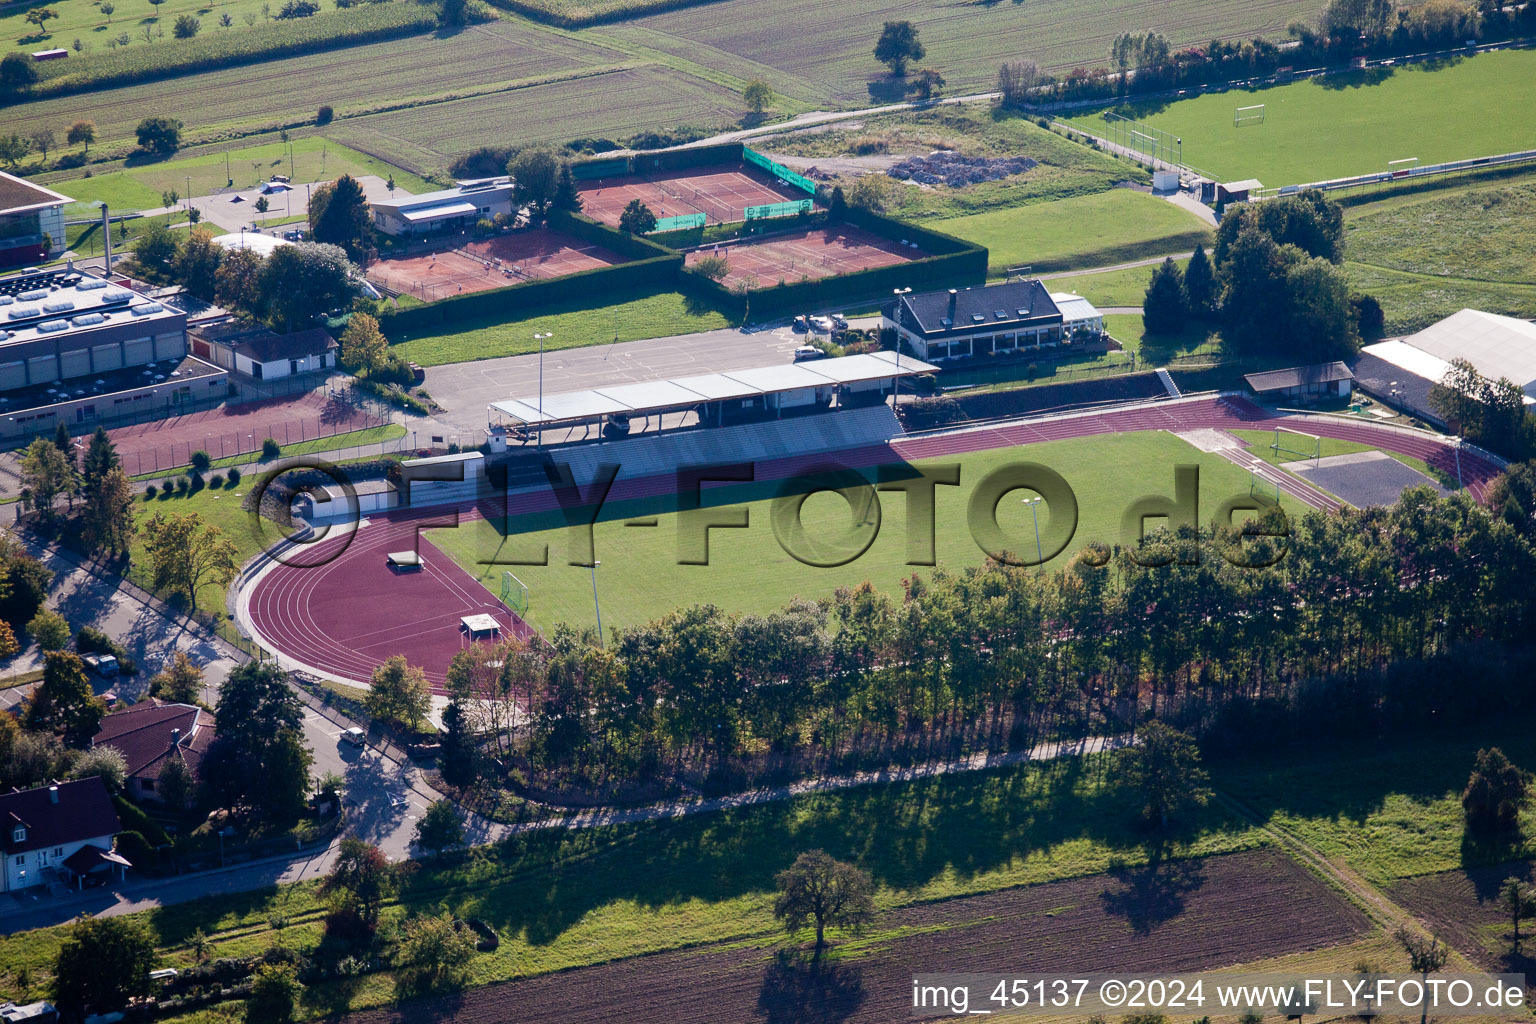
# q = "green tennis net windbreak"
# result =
<box><xmin>744</xmin><ymin>147</ymin><xmax>818</xmax><ymax>196</ymax></box>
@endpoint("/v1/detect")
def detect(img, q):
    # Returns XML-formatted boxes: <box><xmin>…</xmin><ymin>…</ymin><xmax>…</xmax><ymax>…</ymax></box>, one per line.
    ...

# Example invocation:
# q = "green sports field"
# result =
<box><xmin>935</xmin><ymin>189</ymin><xmax>1212</xmax><ymax>275</ymax></box>
<box><xmin>1103</xmin><ymin>49</ymin><xmax>1536</xmax><ymax>186</ymax></box>
<box><xmin>428</xmin><ymin>432</ymin><xmax>1295</xmax><ymax>633</ymax></box>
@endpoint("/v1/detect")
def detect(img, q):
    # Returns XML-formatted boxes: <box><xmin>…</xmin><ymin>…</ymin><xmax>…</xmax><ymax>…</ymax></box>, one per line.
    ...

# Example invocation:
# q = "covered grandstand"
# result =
<box><xmin>487</xmin><ymin>351</ymin><xmax>938</xmax><ymax>438</ymax></box>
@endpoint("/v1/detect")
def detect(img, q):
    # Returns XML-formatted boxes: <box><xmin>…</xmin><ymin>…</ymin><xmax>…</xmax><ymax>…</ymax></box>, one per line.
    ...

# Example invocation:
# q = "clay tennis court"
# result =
<box><xmin>367</xmin><ymin>228</ymin><xmax>631</xmax><ymax>302</ymax></box>
<box><xmin>686</xmin><ymin>225</ymin><xmax>929</xmax><ymax>288</ymax></box>
<box><xmin>577</xmin><ymin>165</ymin><xmax>811</xmax><ymax>227</ymax></box>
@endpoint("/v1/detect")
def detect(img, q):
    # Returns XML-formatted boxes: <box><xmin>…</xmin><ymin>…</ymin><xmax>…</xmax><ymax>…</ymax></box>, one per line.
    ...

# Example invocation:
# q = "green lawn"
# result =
<box><xmin>390</xmin><ymin>288</ymin><xmax>734</xmax><ymax>366</ymax></box>
<box><xmin>50</xmin><ymin>137</ymin><xmax>437</xmax><ymax>215</ymax></box>
<box><xmin>1336</xmin><ymin>178</ymin><xmax>1536</xmax><ymax>334</ymax></box>
<box><xmin>0</xmin><ymin>748</ymin><xmax>1264</xmax><ymax>1013</ymax></box>
<box><xmin>128</xmin><ymin>478</ymin><xmax>275</xmax><ymax>616</ymax></box>
<box><xmin>1214</xmin><ymin>726</ymin><xmax>1536</xmax><ymax>884</ymax></box>
<box><xmin>2</xmin><ymin>0</ymin><xmax>285</xmax><ymax>57</ymax></box>
<box><xmin>61</xmin><ymin>210</ymin><xmax>225</xmax><ymax>260</ymax></box>
<box><xmin>428</xmin><ymin>432</ymin><xmax>1299</xmax><ymax>634</ymax></box>
<box><xmin>1102</xmin><ymin>312</ymin><xmax>1221</xmax><ymax>362</ymax></box>
<box><xmin>1046</xmin><ymin>257</ymin><xmax>1187</xmax><ymax>307</ymax></box>
<box><xmin>1103</xmin><ymin>49</ymin><xmax>1536</xmax><ymax>186</ymax></box>
<box><xmin>934</xmin><ymin>190</ymin><xmax>1211</xmax><ymax>275</ymax></box>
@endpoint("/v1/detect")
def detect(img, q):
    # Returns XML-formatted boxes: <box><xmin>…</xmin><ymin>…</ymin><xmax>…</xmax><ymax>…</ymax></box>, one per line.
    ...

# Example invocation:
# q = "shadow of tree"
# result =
<box><xmin>1098</xmin><ymin>855</ymin><xmax>1208</xmax><ymax>935</ymax></box>
<box><xmin>756</xmin><ymin>951</ymin><xmax>866</xmax><ymax>1024</ymax></box>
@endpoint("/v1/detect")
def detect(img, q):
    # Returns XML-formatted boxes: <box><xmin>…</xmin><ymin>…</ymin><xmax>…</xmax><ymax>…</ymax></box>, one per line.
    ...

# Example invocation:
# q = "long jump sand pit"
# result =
<box><xmin>687</xmin><ymin>225</ymin><xmax>929</xmax><ymax>289</ymax></box>
<box><xmin>368</xmin><ymin>228</ymin><xmax>631</xmax><ymax>301</ymax></box>
<box><xmin>577</xmin><ymin>165</ymin><xmax>811</xmax><ymax>227</ymax></box>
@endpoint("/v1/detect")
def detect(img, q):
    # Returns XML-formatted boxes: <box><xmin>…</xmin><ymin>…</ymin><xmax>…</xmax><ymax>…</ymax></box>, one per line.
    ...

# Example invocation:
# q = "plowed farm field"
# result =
<box><xmin>338</xmin><ymin>848</ymin><xmax>1369</xmax><ymax>1024</ymax></box>
<box><xmin>1390</xmin><ymin>859</ymin><xmax>1536</xmax><ymax>971</ymax></box>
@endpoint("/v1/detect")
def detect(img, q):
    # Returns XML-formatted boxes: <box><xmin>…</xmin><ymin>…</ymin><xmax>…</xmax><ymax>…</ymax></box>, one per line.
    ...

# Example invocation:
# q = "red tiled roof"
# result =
<box><xmin>0</xmin><ymin>777</ymin><xmax>120</xmax><ymax>855</ymax></box>
<box><xmin>93</xmin><ymin>701</ymin><xmax>215</xmax><ymax>784</ymax></box>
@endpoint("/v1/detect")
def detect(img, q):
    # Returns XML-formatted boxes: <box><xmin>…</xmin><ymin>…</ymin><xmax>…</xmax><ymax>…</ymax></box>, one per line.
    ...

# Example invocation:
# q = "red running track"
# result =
<box><xmin>244</xmin><ymin>396</ymin><xmax>1504</xmax><ymax>686</ymax></box>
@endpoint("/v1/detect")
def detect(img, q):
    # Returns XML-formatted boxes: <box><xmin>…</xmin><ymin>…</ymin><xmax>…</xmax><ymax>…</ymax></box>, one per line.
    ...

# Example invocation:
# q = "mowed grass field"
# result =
<box><xmin>429</xmin><ymin>432</ymin><xmax>1294</xmax><ymax>633</ymax></box>
<box><xmin>1110</xmin><ymin>49</ymin><xmax>1536</xmax><ymax>185</ymax></box>
<box><xmin>935</xmin><ymin>189</ymin><xmax>1212</xmax><ymax>274</ymax></box>
<box><xmin>391</xmin><ymin>287</ymin><xmax>733</xmax><ymax>365</ymax></box>
<box><xmin>47</xmin><ymin>137</ymin><xmax>437</xmax><ymax>213</ymax></box>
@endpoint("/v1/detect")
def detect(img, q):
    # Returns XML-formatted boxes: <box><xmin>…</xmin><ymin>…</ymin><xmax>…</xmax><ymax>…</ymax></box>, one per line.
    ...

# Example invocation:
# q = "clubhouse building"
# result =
<box><xmin>882</xmin><ymin>280</ymin><xmax>1106</xmax><ymax>362</ymax></box>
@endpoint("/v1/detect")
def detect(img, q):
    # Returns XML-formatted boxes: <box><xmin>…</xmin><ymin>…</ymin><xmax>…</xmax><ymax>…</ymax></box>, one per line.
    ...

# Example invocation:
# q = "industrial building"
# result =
<box><xmin>1353</xmin><ymin>309</ymin><xmax>1536</xmax><ymax>426</ymax></box>
<box><xmin>882</xmin><ymin>280</ymin><xmax>1107</xmax><ymax>362</ymax></box>
<box><xmin>370</xmin><ymin>178</ymin><xmax>515</xmax><ymax>236</ymax></box>
<box><xmin>0</xmin><ymin>263</ymin><xmax>227</xmax><ymax>441</ymax></box>
<box><xmin>0</xmin><ymin>171</ymin><xmax>69</xmax><ymax>270</ymax></box>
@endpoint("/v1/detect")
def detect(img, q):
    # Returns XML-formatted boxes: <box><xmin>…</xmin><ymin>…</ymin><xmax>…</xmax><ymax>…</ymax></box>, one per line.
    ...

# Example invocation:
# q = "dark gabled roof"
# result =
<box><xmin>891</xmin><ymin>280</ymin><xmax>1061</xmax><ymax>337</ymax></box>
<box><xmin>0</xmin><ymin>170</ymin><xmax>70</xmax><ymax>215</ymax></box>
<box><xmin>94</xmin><ymin>701</ymin><xmax>215</xmax><ymax>784</ymax></box>
<box><xmin>0</xmin><ymin>777</ymin><xmax>120</xmax><ymax>854</ymax></box>
<box><xmin>195</xmin><ymin>324</ymin><xmax>336</xmax><ymax>364</ymax></box>
<box><xmin>1244</xmin><ymin>361</ymin><xmax>1354</xmax><ymax>392</ymax></box>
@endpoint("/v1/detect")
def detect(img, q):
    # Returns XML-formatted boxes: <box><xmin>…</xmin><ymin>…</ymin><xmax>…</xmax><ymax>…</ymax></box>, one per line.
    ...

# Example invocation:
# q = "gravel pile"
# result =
<box><xmin>886</xmin><ymin>151</ymin><xmax>1038</xmax><ymax>187</ymax></box>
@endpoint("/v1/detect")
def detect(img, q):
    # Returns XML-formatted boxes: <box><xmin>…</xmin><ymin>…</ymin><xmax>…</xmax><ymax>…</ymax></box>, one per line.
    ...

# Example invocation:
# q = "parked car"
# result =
<box><xmin>82</xmin><ymin>654</ymin><xmax>119</xmax><ymax>679</ymax></box>
<box><xmin>792</xmin><ymin>315</ymin><xmax>810</xmax><ymax>332</ymax></box>
<box><xmin>341</xmin><ymin>727</ymin><xmax>366</xmax><ymax>747</ymax></box>
<box><xmin>793</xmin><ymin>345</ymin><xmax>826</xmax><ymax>362</ymax></box>
<box><xmin>831</xmin><ymin>313</ymin><xmax>849</xmax><ymax>329</ymax></box>
<box><xmin>810</xmin><ymin>316</ymin><xmax>834</xmax><ymax>333</ymax></box>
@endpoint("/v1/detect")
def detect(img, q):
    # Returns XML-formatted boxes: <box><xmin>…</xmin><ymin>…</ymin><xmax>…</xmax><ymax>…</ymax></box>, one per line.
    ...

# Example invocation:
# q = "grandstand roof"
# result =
<box><xmin>488</xmin><ymin>352</ymin><xmax>939</xmax><ymax>426</ymax></box>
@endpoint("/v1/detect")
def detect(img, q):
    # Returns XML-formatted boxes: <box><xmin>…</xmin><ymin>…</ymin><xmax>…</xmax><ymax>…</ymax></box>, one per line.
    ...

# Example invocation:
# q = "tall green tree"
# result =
<box><xmin>322</xmin><ymin>839</ymin><xmax>394</xmax><ymax>934</ymax></box>
<box><xmin>131</xmin><ymin>222</ymin><xmax>179</xmax><ymax>282</ymax></box>
<box><xmin>172</xmin><ymin>226</ymin><xmax>223</xmax><ymax>301</ymax></box>
<box><xmin>258</xmin><ymin>242</ymin><xmax>356</xmax><ymax>331</ymax></box>
<box><xmin>52</xmin><ymin>916</ymin><xmax>157</xmax><ymax>1019</ymax></box>
<box><xmin>743</xmin><ymin>79</ymin><xmax>773</xmax><ymax>114</ymax></box>
<box><xmin>1118</xmin><ymin>720</ymin><xmax>1210</xmax><ymax>828</ymax></box>
<box><xmin>20</xmin><ymin>437</ymin><xmax>73</xmax><ymax>520</ymax></box>
<box><xmin>773</xmin><ymin>850</ymin><xmax>875</xmax><ymax>956</ymax></box>
<box><xmin>553</xmin><ymin>164</ymin><xmax>582</xmax><ymax>213</ymax></box>
<box><xmin>365</xmin><ymin>655</ymin><xmax>431</xmax><ymax>730</ymax></box>
<box><xmin>1462</xmin><ymin>747</ymin><xmax>1532</xmax><ymax>839</ymax></box>
<box><xmin>308</xmin><ymin>174</ymin><xmax>373</xmax><ymax>262</ymax></box>
<box><xmin>1142</xmin><ymin>257</ymin><xmax>1187</xmax><ymax>335</ymax></box>
<box><xmin>508</xmin><ymin>149</ymin><xmax>562</xmax><ymax>222</ymax></box>
<box><xmin>134</xmin><ymin>116</ymin><xmax>182</xmax><ymax>155</ymax></box>
<box><xmin>82</xmin><ymin>466</ymin><xmax>136</xmax><ymax>557</ymax></box>
<box><xmin>413</xmin><ymin>799</ymin><xmax>465</xmax><ymax>853</ymax></box>
<box><xmin>205</xmin><ymin>661</ymin><xmax>312</xmax><ymax>823</ymax></box>
<box><xmin>26</xmin><ymin>651</ymin><xmax>106</xmax><ymax>748</ymax></box>
<box><xmin>618</xmin><ymin>200</ymin><xmax>656</xmax><ymax>235</ymax></box>
<box><xmin>141</xmin><ymin>511</ymin><xmax>239</xmax><ymax>604</ymax></box>
<box><xmin>1183</xmin><ymin>243</ymin><xmax>1217</xmax><ymax>317</ymax></box>
<box><xmin>1499</xmin><ymin>876</ymin><xmax>1535</xmax><ymax>955</ymax></box>
<box><xmin>874</xmin><ymin>20</ymin><xmax>925</xmax><ymax>75</ymax></box>
<box><xmin>339</xmin><ymin>312</ymin><xmax>388</xmax><ymax>374</ymax></box>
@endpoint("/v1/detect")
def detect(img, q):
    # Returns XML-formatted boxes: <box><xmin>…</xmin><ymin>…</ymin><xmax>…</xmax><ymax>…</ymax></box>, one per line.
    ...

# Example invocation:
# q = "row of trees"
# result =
<box><xmin>432</xmin><ymin>471</ymin><xmax>1536</xmax><ymax>795</ymax></box>
<box><xmin>1430</xmin><ymin>357</ymin><xmax>1536</xmax><ymax>460</ymax></box>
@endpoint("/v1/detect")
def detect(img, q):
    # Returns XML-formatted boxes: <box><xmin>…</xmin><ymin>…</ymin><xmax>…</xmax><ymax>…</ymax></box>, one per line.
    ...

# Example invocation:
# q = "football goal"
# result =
<box><xmin>500</xmin><ymin>570</ymin><xmax>530</xmax><ymax>617</ymax></box>
<box><xmin>1234</xmin><ymin>104</ymin><xmax>1266</xmax><ymax>127</ymax></box>
<box><xmin>1269</xmin><ymin>427</ymin><xmax>1321</xmax><ymax>467</ymax></box>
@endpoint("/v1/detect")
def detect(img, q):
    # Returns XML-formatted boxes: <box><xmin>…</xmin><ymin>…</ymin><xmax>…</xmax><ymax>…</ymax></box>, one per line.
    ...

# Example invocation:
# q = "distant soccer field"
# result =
<box><xmin>1107</xmin><ymin>49</ymin><xmax>1536</xmax><ymax>186</ymax></box>
<box><xmin>428</xmin><ymin>432</ymin><xmax>1293</xmax><ymax>633</ymax></box>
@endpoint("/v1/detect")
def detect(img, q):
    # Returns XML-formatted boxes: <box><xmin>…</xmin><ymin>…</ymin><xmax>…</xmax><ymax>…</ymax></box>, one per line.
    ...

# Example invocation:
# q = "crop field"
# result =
<box><xmin>326</xmin><ymin>66</ymin><xmax>748</xmax><ymax>172</ymax></box>
<box><xmin>1109</xmin><ymin>49</ymin><xmax>1536</xmax><ymax>186</ymax></box>
<box><xmin>934</xmin><ymin>190</ymin><xmax>1212</xmax><ymax>274</ymax></box>
<box><xmin>595</xmin><ymin>0</ymin><xmax>1320</xmax><ymax>108</ymax></box>
<box><xmin>428</xmin><ymin>432</ymin><xmax>1293</xmax><ymax>633</ymax></box>
<box><xmin>2</xmin><ymin>19</ymin><xmax>629</xmax><ymax>159</ymax></box>
<box><xmin>332</xmin><ymin>849</ymin><xmax>1366</xmax><ymax>1024</ymax></box>
<box><xmin>1391</xmin><ymin>860</ymin><xmax>1536</xmax><ymax>970</ymax></box>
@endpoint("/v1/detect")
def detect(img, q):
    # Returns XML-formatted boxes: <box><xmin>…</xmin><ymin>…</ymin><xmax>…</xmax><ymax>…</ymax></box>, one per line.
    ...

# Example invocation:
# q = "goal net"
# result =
<box><xmin>500</xmin><ymin>571</ymin><xmax>530</xmax><ymax>617</ymax></box>
<box><xmin>1234</xmin><ymin>104</ymin><xmax>1266</xmax><ymax>127</ymax></box>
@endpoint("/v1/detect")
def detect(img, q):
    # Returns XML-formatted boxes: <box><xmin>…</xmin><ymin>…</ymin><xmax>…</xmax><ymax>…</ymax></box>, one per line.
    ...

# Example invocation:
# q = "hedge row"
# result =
<box><xmin>379</xmin><ymin>216</ymin><xmax>681</xmax><ymax>334</ymax></box>
<box><xmin>627</xmin><ymin>141</ymin><xmax>745</xmax><ymax>177</ymax></box>
<box><xmin>472</xmin><ymin>0</ymin><xmax>726</xmax><ymax>29</ymax></box>
<box><xmin>18</xmin><ymin>1</ymin><xmax>437</xmax><ymax>103</ymax></box>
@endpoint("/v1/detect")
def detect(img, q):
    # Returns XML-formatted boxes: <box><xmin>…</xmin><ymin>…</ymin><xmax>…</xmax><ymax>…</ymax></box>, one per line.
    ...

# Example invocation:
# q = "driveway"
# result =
<box><xmin>422</xmin><ymin>325</ymin><xmax>805</xmax><ymax>434</ymax></box>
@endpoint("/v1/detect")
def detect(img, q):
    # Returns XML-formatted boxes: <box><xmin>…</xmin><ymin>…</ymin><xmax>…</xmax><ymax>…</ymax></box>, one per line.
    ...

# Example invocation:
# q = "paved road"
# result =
<box><xmin>423</xmin><ymin>325</ymin><xmax>805</xmax><ymax>434</ymax></box>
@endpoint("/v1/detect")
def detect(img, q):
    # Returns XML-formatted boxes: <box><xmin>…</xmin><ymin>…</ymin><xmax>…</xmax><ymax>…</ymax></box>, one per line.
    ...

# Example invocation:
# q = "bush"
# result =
<box><xmin>316</xmin><ymin>104</ymin><xmax>334</xmax><ymax>125</ymax></box>
<box><xmin>189</xmin><ymin>450</ymin><xmax>211</xmax><ymax>472</ymax></box>
<box><xmin>27</xmin><ymin>608</ymin><xmax>70</xmax><ymax>652</ymax></box>
<box><xmin>172</xmin><ymin>13</ymin><xmax>201</xmax><ymax>37</ymax></box>
<box><xmin>144</xmin><ymin>484</ymin><xmax>157</xmax><ymax>499</ymax></box>
<box><xmin>277</xmin><ymin>0</ymin><xmax>320</xmax><ymax>16</ymax></box>
<box><xmin>175</xmin><ymin>477</ymin><xmax>190</xmax><ymax>495</ymax></box>
<box><xmin>208</xmin><ymin>473</ymin><xmax>224</xmax><ymax>489</ymax></box>
<box><xmin>226</xmin><ymin>467</ymin><xmax>242</xmax><ymax>487</ymax></box>
<box><xmin>113</xmin><ymin>830</ymin><xmax>158</xmax><ymax>871</ymax></box>
<box><xmin>188</xmin><ymin>472</ymin><xmax>204</xmax><ymax>493</ymax></box>
<box><xmin>262</xmin><ymin>438</ymin><xmax>281</xmax><ymax>460</ymax></box>
<box><xmin>162</xmin><ymin>478</ymin><xmax>176</xmax><ymax>493</ymax></box>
